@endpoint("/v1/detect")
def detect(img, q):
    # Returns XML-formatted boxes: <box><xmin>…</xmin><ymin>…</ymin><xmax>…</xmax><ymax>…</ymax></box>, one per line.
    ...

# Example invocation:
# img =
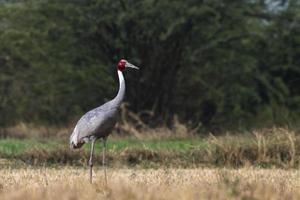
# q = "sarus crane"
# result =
<box><xmin>70</xmin><ymin>59</ymin><xmax>139</xmax><ymax>184</ymax></box>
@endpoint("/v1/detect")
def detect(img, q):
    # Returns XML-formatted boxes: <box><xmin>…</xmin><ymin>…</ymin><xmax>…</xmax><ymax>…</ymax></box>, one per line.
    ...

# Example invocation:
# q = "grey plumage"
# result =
<box><xmin>69</xmin><ymin>60</ymin><xmax>139</xmax><ymax>184</ymax></box>
<box><xmin>70</xmin><ymin>103</ymin><xmax>118</xmax><ymax>148</ymax></box>
<box><xmin>70</xmin><ymin>70</ymin><xmax>125</xmax><ymax>149</ymax></box>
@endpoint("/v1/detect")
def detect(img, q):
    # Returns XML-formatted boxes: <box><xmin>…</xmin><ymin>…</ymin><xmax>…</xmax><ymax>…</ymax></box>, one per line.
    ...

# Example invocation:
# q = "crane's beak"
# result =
<box><xmin>126</xmin><ymin>62</ymin><xmax>139</xmax><ymax>70</ymax></box>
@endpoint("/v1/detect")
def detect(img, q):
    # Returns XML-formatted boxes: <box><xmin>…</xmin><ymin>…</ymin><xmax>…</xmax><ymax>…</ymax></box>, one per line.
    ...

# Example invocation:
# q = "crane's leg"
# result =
<box><xmin>102</xmin><ymin>137</ymin><xmax>107</xmax><ymax>185</ymax></box>
<box><xmin>89</xmin><ymin>139</ymin><xmax>96</xmax><ymax>184</ymax></box>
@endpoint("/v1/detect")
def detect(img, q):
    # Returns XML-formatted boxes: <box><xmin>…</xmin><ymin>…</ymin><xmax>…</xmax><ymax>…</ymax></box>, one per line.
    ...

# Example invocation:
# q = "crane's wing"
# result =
<box><xmin>70</xmin><ymin>100</ymin><xmax>118</xmax><ymax>148</ymax></box>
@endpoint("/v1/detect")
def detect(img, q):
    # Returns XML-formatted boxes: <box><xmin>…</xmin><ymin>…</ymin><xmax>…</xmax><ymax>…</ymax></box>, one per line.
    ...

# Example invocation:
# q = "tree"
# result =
<box><xmin>0</xmin><ymin>0</ymin><xmax>299</xmax><ymax>131</ymax></box>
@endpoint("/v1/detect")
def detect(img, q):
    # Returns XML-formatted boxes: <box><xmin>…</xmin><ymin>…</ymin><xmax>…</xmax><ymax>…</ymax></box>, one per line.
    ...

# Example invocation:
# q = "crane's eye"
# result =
<box><xmin>118</xmin><ymin>59</ymin><xmax>126</xmax><ymax>71</ymax></box>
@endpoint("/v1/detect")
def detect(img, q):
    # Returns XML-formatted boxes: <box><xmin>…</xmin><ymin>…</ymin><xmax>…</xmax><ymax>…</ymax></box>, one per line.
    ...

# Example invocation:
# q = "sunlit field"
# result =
<box><xmin>0</xmin><ymin>127</ymin><xmax>299</xmax><ymax>199</ymax></box>
<box><xmin>1</xmin><ymin>167</ymin><xmax>300</xmax><ymax>200</ymax></box>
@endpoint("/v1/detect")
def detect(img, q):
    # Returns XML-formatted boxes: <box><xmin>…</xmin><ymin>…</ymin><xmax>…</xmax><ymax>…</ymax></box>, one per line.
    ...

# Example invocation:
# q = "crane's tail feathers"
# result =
<box><xmin>70</xmin><ymin>128</ymin><xmax>85</xmax><ymax>149</ymax></box>
<box><xmin>70</xmin><ymin>141</ymin><xmax>85</xmax><ymax>149</ymax></box>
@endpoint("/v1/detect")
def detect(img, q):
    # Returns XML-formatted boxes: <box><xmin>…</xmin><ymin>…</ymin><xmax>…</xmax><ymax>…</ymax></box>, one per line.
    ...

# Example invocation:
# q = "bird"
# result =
<box><xmin>70</xmin><ymin>59</ymin><xmax>139</xmax><ymax>184</ymax></box>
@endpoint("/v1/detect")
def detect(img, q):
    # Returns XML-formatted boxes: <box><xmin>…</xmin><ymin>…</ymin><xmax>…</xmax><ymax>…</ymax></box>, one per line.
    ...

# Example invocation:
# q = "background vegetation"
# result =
<box><xmin>0</xmin><ymin>128</ymin><xmax>298</xmax><ymax>168</ymax></box>
<box><xmin>0</xmin><ymin>0</ymin><xmax>299</xmax><ymax>132</ymax></box>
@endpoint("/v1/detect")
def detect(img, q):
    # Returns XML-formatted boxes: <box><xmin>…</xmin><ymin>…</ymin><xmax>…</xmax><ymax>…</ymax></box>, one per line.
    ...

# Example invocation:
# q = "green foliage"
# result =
<box><xmin>0</xmin><ymin>0</ymin><xmax>299</xmax><ymax>131</ymax></box>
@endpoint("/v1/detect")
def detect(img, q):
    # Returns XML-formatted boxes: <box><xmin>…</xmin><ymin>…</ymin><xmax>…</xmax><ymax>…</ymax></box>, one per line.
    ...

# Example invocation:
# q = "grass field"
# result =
<box><xmin>0</xmin><ymin>137</ymin><xmax>213</xmax><ymax>168</ymax></box>
<box><xmin>0</xmin><ymin>127</ymin><xmax>300</xmax><ymax>199</ymax></box>
<box><xmin>0</xmin><ymin>127</ymin><xmax>299</xmax><ymax>168</ymax></box>
<box><xmin>1</xmin><ymin>167</ymin><xmax>300</xmax><ymax>199</ymax></box>
<box><xmin>0</xmin><ymin>137</ymin><xmax>207</xmax><ymax>155</ymax></box>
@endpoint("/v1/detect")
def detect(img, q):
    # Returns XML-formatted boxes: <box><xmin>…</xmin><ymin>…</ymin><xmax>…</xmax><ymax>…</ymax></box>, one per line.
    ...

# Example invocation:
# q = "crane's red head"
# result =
<box><xmin>117</xmin><ymin>59</ymin><xmax>139</xmax><ymax>71</ymax></box>
<box><xmin>118</xmin><ymin>59</ymin><xmax>126</xmax><ymax>71</ymax></box>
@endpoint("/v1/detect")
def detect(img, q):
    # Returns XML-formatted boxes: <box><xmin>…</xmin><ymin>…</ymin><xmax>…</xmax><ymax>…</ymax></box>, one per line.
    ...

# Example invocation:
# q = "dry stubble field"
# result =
<box><xmin>1</xmin><ymin>127</ymin><xmax>300</xmax><ymax>199</ymax></box>
<box><xmin>1</xmin><ymin>167</ymin><xmax>300</xmax><ymax>200</ymax></box>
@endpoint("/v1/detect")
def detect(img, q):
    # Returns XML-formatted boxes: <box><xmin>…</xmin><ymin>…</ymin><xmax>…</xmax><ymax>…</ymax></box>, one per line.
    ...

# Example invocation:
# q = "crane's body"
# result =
<box><xmin>70</xmin><ymin>70</ymin><xmax>125</xmax><ymax>149</ymax></box>
<box><xmin>70</xmin><ymin>59</ymin><xmax>138</xmax><ymax>184</ymax></box>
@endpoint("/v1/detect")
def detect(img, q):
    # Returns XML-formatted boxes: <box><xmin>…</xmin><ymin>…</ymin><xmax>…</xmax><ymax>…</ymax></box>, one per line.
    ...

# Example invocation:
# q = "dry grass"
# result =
<box><xmin>208</xmin><ymin>127</ymin><xmax>300</xmax><ymax>168</ymax></box>
<box><xmin>0</xmin><ymin>122</ymin><xmax>72</xmax><ymax>139</ymax></box>
<box><xmin>0</xmin><ymin>167</ymin><xmax>300</xmax><ymax>200</ymax></box>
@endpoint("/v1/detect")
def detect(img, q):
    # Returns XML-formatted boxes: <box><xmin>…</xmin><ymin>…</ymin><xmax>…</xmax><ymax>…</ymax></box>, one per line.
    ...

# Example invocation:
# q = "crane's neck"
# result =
<box><xmin>112</xmin><ymin>70</ymin><xmax>125</xmax><ymax>108</ymax></box>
